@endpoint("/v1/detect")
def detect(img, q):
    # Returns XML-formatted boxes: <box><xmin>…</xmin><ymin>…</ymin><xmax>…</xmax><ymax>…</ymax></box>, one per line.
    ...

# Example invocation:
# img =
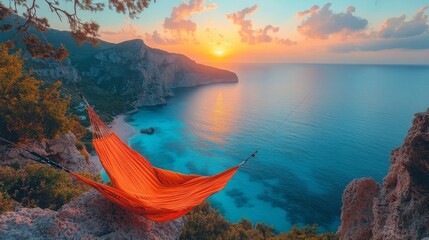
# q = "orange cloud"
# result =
<box><xmin>227</xmin><ymin>5</ymin><xmax>295</xmax><ymax>45</ymax></box>
<box><xmin>145</xmin><ymin>0</ymin><xmax>217</xmax><ymax>45</ymax></box>
<box><xmin>163</xmin><ymin>0</ymin><xmax>216</xmax><ymax>37</ymax></box>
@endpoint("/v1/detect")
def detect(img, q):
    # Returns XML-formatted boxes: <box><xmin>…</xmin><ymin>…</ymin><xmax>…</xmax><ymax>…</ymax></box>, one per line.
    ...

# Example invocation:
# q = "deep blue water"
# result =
<box><xmin>123</xmin><ymin>64</ymin><xmax>429</xmax><ymax>232</ymax></box>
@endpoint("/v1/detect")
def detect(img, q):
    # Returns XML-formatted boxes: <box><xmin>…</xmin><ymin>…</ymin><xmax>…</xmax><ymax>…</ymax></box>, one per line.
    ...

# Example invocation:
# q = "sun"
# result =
<box><xmin>215</xmin><ymin>50</ymin><xmax>223</xmax><ymax>56</ymax></box>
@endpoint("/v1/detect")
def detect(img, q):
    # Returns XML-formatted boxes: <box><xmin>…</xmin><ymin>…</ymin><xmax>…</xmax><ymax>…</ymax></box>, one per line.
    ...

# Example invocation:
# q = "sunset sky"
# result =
<box><xmin>42</xmin><ymin>0</ymin><xmax>429</xmax><ymax>64</ymax></box>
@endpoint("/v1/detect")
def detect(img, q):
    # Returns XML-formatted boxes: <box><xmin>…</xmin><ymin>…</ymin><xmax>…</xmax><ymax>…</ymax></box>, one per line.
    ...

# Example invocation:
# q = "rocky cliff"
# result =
<box><xmin>0</xmin><ymin>132</ymin><xmax>97</xmax><ymax>174</ymax></box>
<box><xmin>338</xmin><ymin>108</ymin><xmax>429</xmax><ymax>240</ymax></box>
<box><xmin>78</xmin><ymin>39</ymin><xmax>237</xmax><ymax>107</ymax></box>
<box><xmin>0</xmin><ymin>190</ymin><xmax>184</xmax><ymax>239</ymax></box>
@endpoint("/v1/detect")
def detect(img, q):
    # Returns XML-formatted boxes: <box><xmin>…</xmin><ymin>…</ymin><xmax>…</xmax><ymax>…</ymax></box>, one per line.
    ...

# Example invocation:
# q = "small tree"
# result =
<box><xmin>0</xmin><ymin>43</ymin><xmax>85</xmax><ymax>141</ymax></box>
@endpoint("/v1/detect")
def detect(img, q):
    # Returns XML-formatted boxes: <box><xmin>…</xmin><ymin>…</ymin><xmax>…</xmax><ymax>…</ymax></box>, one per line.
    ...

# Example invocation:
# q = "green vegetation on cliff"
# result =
<box><xmin>0</xmin><ymin>43</ymin><xmax>85</xmax><ymax>142</ymax></box>
<box><xmin>181</xmin><ymin>201</ymin><xmax>337</xmax><ymax>240</ymax></box>
<box><xmin>0</xmin><ymin>164</ymin><xmax>99</xmax><ymax>214</ymax></box>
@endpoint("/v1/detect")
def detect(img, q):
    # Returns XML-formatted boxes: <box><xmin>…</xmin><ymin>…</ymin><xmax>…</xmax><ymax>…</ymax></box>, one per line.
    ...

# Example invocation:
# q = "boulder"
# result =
<box><xmin>0</xmin><ymin>190</ymin><xmax>184</xmax><ymax>239</ymax></box>
<box><xmin>47</xmin><ymin>133</ymin><xmax>85</xmax><ymax>164</ymax></box>
<box><xmin>337</xmin><ymin>178</ymin><xmax>380</xmax><ymax>240</ymax></box>
<box><xmin>140</xmin><ymin>127</ymin><xmax>156</xmax><ymax>135</ymax></box>
<box><xmin>0</xmin><ymin>132</ymin><xmax>97</xmax><ymax>175</ymax></box>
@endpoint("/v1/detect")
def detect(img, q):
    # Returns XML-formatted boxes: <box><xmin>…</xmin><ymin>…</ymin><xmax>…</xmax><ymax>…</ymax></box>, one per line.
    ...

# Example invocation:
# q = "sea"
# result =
<box><xmin>109</xmin><ymin>63</ymin><xmax>429</xmax><ymax>232</ymax></box>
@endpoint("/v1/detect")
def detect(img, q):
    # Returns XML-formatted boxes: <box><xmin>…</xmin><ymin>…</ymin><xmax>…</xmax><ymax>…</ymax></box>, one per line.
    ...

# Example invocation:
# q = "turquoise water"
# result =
<box><xmin>123</xmin><ymin>64</ymin><xmax>429</xmax><ymax>232</ymax></box>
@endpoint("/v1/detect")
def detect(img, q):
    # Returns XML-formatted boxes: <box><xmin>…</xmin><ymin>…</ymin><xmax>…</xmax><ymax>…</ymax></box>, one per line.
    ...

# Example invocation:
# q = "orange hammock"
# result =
<box><xmin>70</xmin><ymin>106</ymin><xmax>240</xmax><ymax>221</ymax></box>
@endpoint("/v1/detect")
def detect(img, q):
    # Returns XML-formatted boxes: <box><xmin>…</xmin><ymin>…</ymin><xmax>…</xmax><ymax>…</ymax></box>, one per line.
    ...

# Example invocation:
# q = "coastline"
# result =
<box><xmin>110</xmin><ymin>114</ymin><xmax>138</xmax><ymax>143</ymax></box>
<box><xmin>90</xmin><ymin>114</ymin><xmax>138</xmax><ymax>171</ymax></box>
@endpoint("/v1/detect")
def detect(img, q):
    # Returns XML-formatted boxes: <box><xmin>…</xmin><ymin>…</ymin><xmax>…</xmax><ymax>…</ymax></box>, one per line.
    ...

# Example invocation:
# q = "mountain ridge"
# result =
<box><xmin>72</xmin><ymin>38</ymin><xmax>238</xmax><ymax>109</ymax></box>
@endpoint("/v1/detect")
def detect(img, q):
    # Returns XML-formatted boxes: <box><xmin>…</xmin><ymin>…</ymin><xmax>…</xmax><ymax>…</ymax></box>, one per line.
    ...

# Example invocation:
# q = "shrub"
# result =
<box><xmin>0</xmin><ymin>164</ymin><xmax>98</xmax><ymax>210</ymax></box>
<box><xmin>181</xmin><ymin>201</ymin><xmax>338</xmax><ymax>240</ymax></box>
<box><xmin>273</xmin><ymin>224</ymin><xmax>337</xmax><ymax>240</ymax></box>
<box><xmin>180</xmin><ymin>201</ymin><xmax>231</xmax><ymax>240</ymax></box>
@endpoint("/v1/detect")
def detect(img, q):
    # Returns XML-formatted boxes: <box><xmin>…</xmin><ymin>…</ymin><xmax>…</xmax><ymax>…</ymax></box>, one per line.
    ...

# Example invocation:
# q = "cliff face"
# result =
<box><xmin>338</xmin><ymin>108</ymin><xmax>429</xmax><ymax>240</ymax></box>
<box><xmin>337</xmin><ymin>178</ymin><xmax>380</xmax><ymax>240</ymax></box>
<box><xmin>0</xmin><ymin>190</ymin><xmax>184</xmax><ymax>239</ymax></box>
<box><xmin>29</xmin><ymin>57</ymin><xmax>80</xmax><ymax>83</ymax></box>
<box><xmin>76</xmin><ymin>39</ymin><xmax>238</xmax><ymax>106</ymax></box>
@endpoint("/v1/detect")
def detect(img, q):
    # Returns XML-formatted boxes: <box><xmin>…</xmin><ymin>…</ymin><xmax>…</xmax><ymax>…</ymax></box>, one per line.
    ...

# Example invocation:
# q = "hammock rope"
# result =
<box><xmin>0</xmin><ymin>136</ymin><xmax>70</xmax><ymax>172</ymax></box>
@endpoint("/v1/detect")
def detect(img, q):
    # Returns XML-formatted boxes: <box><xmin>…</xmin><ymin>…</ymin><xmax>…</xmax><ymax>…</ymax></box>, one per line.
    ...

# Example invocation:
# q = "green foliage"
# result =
<box><xmin>273</xmin><ymin>225</ymin><xmax>337</xmax><ymax>240</ymax></box>
<box><xmin>181</xmin><ymin>201</ymin><xmax>338</xmax><ymax>240</ymax></box>
<box><xmin>0</xmin><ymin>191</ymin><xmax>14</xmax><ymax>214</ymax></box>
<box><xmin>181</xmin><ymin>201</ymin><xmax>231</xmax><ymax>240</ymax></box>
<box><xmin>0</xmin><ymin>43</ymin><xmax>86</xmax><ymax>142</ymax></box>
<box><xmin>0</xmin><ymin>164</ymin><xmax>98</xmax><ymax>210</ymax></box>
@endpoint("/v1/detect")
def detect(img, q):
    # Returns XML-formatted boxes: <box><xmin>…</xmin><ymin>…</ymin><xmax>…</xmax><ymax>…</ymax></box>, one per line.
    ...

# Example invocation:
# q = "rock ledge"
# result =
<box><xmin>0</xmin><ymin>190</ymin><xmax>184</xmax><ymax>240</ymax></box>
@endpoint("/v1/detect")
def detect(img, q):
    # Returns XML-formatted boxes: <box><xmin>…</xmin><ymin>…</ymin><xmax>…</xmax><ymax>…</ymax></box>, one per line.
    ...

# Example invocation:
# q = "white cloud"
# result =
<box><xmin>332</xmin><ymin>6</ymin><xmax>429</xmax><ymax>52</ymax></box>
<box><xmin>297</xmin><ymin>3</ymin><xmax>368</xmax><ymax>39</ymax></box>
<box><xmin>379</xmin><ymin>6</ymin><xmax>428</xmax><ymax>38</ymax></box>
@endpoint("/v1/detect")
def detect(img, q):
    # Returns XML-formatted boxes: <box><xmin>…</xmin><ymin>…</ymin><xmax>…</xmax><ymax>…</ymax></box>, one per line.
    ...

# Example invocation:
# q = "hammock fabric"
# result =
<box><xmin>70</xmin><ymin>106</ymin><xmax>239</xmax><ymax>222</ymax></box>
